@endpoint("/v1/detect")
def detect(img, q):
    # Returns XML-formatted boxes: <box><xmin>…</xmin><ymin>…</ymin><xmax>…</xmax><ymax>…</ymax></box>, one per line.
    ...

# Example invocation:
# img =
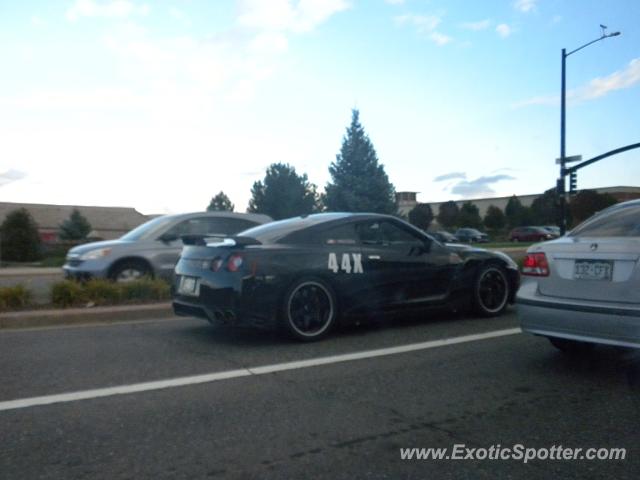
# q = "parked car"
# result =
<box><xmin>541</xmin><ymin>225</ymin><xmax>561</xmax><ymax>237</ymax></box>
<box><xmin>63</xmin><ymin>212</ymin><xmax>272</xmax><ymax>282</ymax></box>
<box><xmin>172</xmin><ymin>213</ymin><xmax>519</xmax><ymax>341</ymax></box>
<box><xmin>517</xmin><ymin>199</ymin><xmax>640</xmax><ymax>352</ymax></box>
<box><xmin>454</xmin><ymin>228</ymin><xmax>489</xmax><ymax>243</ymax></box>
<box><xmin>431</xmin><ymin>230</ymin><xmax>458</xmax><ymax>244</ymax></box>
<box><xmin>509</xmin><ymin>226</ymin><xmax>556</xmax><ymax>242</ymax></box>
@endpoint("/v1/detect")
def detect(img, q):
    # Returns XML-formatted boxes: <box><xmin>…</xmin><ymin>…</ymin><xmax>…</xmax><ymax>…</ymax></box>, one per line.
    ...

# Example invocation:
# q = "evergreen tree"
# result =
<box><xmin>437</xmin><ymin>201</ymin><xmax>459</xmax><ymax>230</ymax></box>
<box><xmin>484</xmin><ymin>205</ymin><xmax>506</xmax><ymax>232</ymax></box>
<box><xmin>530</xmin><ymin>188</ymin><xmax>561</xmax><ymax>226</ymax></box>
<box><xmin>457</xmin><ymin>202</ymin><xmax>483</xmax><ymax>229</ymax></box>
<box><xmin>248</xmin><ymin>163</ymin><xmax>318</xmax><ymax>220</ymax></box>
<box><xmin>0</xmin><ymin>208</ymin><xmax>42</xmax><ymax>261</ymax></box>
<box><xmin>207</xmin><ymin>191</ymin><xmax>235</xmax><ymax>212</ymax></box>
<box><xmin>505</xmin><ymin>195</ymin><xmax>527</xmax><ymax>228</ymax></box>
<box><xmin>408</xmin><ymin>204</ymin><xmax>434</xmax><ymax>231</ymax></box>
<box><xmin>59</xmin><ymin>208</ymin><xmax>92</xmax><ymax>241</ymax></box>
<box><xmin>324</xmin><ymin>109</ymin><xmax>396</xmax><ymax>214</ymax></box>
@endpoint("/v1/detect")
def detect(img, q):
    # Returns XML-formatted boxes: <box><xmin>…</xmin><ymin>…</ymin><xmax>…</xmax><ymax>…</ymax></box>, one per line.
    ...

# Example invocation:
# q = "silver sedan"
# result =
<box><xmin>517</xmin><ymin>199</ymin><xmax>640</xmax><ymax>352</ymax></box>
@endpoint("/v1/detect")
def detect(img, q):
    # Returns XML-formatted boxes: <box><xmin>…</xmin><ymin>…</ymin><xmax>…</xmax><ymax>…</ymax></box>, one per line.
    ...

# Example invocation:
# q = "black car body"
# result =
<box><xmin>454</xmin><ymin>228</ymin><xmax>490</xmax><ymax>243</ymax></box>
<box><xmin>173</xmin><ymin>213</ymin><xmax>519</xmax><ymax>341</ymax></box>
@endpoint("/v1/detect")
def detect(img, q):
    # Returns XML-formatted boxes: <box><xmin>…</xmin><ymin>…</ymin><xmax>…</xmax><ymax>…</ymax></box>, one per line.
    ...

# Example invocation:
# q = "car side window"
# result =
<box><xmin>320</xmin><ymin>224</ymin><xmax>359</xmax><ymax>245</ymax></box>
<box><xmin>355</xmin><ymin>220</ymin><xmax>423</xmax><ymax>246</ymax></box>
<box><xmin>380</xmin><ymin>221</ymin><xmax>424</xmax><ymax>246</ymax></box>
<box><xmin>355</xmin><ymin>221</ymin><xmax>384</xmax><ymax>245</ymax></box>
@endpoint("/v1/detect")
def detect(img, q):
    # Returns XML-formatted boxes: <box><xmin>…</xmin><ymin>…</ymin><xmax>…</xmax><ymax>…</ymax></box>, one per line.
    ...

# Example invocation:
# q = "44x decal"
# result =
<box><xmin>328</xmin><ymin>253</ymin><xmax>363</xmax><ymax>274</ymax></box>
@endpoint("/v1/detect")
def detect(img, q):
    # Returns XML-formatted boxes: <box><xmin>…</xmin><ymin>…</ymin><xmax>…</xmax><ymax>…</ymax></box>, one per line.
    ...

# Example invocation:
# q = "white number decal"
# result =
<box><xmin>352</xmin><ymin>253</ymin><xmax>363</xmax><ymax>274</ymax></box>
<box><xmin>327</xmin><ymin>253</ymin><xmax>364</xmax><ymax>274</ymax></box>
<box><xmin>328</xmin><ymin>253</ymin><xmax>339</xmax><ymax>273</ymax></box>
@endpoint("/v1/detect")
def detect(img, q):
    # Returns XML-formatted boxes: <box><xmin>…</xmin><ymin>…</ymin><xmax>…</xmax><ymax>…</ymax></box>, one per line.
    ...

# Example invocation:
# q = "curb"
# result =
<box><xmin>0</xmin><ymin>268</ymin><xmax>62</xmax><ymax>277</ymax></box>
<box><xmin>0</xmin><ymin>302</ymin><xmax>177</xmax><ymax>330</ymax></box>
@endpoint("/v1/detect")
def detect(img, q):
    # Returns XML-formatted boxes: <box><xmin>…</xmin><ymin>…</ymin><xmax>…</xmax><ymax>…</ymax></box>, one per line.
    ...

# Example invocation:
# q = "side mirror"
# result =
<box><xmin>159</xmin><ymin>233</ymin><xmax>179</xmax><ymax>243</ymax></box>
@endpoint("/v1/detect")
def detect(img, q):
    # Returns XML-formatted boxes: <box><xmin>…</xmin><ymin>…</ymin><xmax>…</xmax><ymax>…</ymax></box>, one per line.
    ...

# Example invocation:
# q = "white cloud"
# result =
<box><xmin>496</xmin><ymin>23</ymin><xmax>512</xmax><ymax>38</ymax></box>
<box><xmin>395</xmin><ymin>13</ymin><xmax>452</xmax><ymax>45</ymax></box>
<box><xmin>460</xmin><ymin>19</ymin><xmax>491</xmax><ymax>31</ymax></box>
<box><xmin>395</xmin><ymin>14</ymin><xmax>441</xmax><ymax>34</ymax></box>
<box><xmin>66</xmin><ymin>0</ymin><xmax>150</xmax><ymax>22</ymax></box>
<box><xmin>514</xmin><ymin>0</ymin><xmax>537</xmax><ymax>13</ymax></box>
<box><xmin>514</xmin><ymin>58</ymin><xmax>640</xmax><ymax>108</ymax></box>
<box><xmin>384</xmin><ymin>0</ymin><xmax>405</xmax><ymax>5</ymax></box>
<box><xmin>237</xmin><ymin>0</ymin><xmax>350</xmax><ymax>34</ymax></box>
<box><xmin>580</xmin><ymin>58</ymin><xmax>640</xmax><ymax>100</ymax></box>
<box><xmin>430</xmin><ymin>32</ymin><xmax>452</xmax><ymax>46</ymax></box>
<box><xmin>0</xmin><ymin>169</ymin><xmax>27</xmax><ymax>187</ymax></box>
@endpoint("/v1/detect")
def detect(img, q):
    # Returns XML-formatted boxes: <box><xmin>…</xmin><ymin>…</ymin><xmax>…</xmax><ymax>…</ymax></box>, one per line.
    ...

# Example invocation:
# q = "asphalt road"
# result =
<box><xmin>1</xmin><ymin>309</ymin><xmax>639</xmax><ymax>479</ymax></box>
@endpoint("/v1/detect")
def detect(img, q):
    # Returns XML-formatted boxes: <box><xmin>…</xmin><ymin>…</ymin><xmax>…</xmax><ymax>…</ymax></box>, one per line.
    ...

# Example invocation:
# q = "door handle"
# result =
<box><xmin>368</xmin><ymin>255</ymin><xmax>381</xmax><ymax>260</ymax></box>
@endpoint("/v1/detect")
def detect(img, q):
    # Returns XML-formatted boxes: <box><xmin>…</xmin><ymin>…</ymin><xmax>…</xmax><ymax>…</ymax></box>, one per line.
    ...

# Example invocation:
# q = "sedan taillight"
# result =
<box><xmin>227</xmin><ymin>254</ymin><xmax>244</xmax><ymax>272</ymax></box>
<box><xmin>522</xmin><ymin>252</ymin><xmax>549</xmax><ymax>276</ymax></box>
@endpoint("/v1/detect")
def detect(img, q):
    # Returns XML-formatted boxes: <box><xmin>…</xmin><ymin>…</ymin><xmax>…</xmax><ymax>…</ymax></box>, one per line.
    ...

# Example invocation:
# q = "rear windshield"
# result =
<box><xmin>569</xmin><ymin>204</ymin><xmax>640</xmax><ymax>237</ymax></box>
<box><xmin>120</xmin><ymin>216</ymin><xmax>174</xmax><ymax>241</ymax></box>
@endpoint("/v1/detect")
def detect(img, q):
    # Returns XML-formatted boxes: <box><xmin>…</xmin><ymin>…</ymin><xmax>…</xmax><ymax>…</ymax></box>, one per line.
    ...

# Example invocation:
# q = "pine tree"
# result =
<box><xmin>484</xmin><ymin>205</ymin><xmax>506</xmax><ymax>232</ymax></box>
<box><xmin>457</xmin><ymin>202</ymin><xmax>483</xmax><ymax>229</ymax></box>
<box><xmin>324</xmin><ymin>109</ymin><xmax>396</xmax><ymax>214</ymax></box>
<box><xmin>437</xmin><ymin>201</ymin><xmax>459</xmax><ymax>229</ymax></box>
<box><xmin>59</xmin><ymin>209</ymin><xmax>92</xmax><ymax>241</ymax></box>
<box><xmin>0</xmin><ymin>208</ymin><xmax>42</xmax><ymax>261</ymax></box>
<box><xmin>207</xmin><ymin>191</ymin><xmax>235</xmax><ymax>212</ymax></box>
<box><xmin>408</xmin><ymin>204</ymin><xmax>434</xmax><ymax>231</ymax></box>
<box><xmin>247</xmin><ymin>163</ymin><xmax>318</xmax><ymax>220</ymax></box>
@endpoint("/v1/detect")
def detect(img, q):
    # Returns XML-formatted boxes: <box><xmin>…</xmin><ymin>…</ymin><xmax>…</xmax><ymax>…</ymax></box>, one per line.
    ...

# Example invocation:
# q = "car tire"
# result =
<box><xmin>110</xmin><ymin>260</ymin><xmax>152</xmax><ymax>283</ymax></box>
<box><xmin>472</xmin><ymin>264</ymin><xmax>510</xmax><ymax>317</ymax></box>
<box><xmin>547</xmin><ymin>337</ymin><xmax>595</xmax><ymax>355</ymax></box>
<box><xmin>281</xmin><ymin>277</ymin><xmax>337</xmax><ymax>342</ymax></box>
<box><xmin>512</xmin><ymin>237</ymin><xmax>520</xmax><ymax>242</ymax></box>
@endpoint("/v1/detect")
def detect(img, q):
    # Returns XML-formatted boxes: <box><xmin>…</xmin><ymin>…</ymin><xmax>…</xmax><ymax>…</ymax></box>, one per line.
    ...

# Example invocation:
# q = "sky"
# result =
<box><xmin>0</xmin><ymin>0</ymin><xmax>638</xmax><ymax>215</ymax></box>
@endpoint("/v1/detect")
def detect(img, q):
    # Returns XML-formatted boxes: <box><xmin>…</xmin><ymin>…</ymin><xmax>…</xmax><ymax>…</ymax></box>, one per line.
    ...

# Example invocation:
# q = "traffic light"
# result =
<box><xmin>569</xmin><ymin>171</ymin><xmax>577</xmax><ymax>194</ymax></box>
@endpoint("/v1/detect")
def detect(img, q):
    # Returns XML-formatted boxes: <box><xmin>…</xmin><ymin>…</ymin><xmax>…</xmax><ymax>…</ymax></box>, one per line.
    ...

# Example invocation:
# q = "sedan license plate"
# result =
<box><xmin>574</xmin><ymin>260</ymin><xmax>613</xmax><ymax>281</ymax></box>
<box><xmin>178</xmin><ymin>276</ymin><xmax>200</xmax><ymax>296</ymax></box>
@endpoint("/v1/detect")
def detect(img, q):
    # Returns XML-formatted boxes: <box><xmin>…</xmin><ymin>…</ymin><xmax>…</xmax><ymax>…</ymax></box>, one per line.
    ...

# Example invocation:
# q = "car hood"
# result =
<box><xmin>67</xmin><ymin>239</ymin><xmax>132</xmax><ymax>256</ymax></box>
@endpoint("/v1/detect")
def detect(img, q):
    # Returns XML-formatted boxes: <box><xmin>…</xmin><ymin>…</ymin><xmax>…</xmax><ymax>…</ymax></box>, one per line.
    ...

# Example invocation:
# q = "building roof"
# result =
<box><xmin>0</xmin><ymin>202</ymin><xmax>149</xmax><ymax>234</ymax></box>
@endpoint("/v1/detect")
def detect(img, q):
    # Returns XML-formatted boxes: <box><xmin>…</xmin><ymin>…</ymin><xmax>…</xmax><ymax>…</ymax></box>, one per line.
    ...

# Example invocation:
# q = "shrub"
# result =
<box><xmin>51</xmin><ymin>280</ymin><xmax>87</xmax><ymax>308</ymax></box>
<box><xmin>120</xmin><ymin>278</ymin><xmax>171</xmax><ymax>302</ymax></box>
<box><xmin>0</xmin><ymin>285</ymin><xmax>32</xmax><ymax>311</ymax></box>
<box><xmin>51</xmin><ymin>278</ymin><xmax>171</xmax><ymax>308</ymax></box>
<box><xmin>83</xmin><ymin>279</ymin><xmax>121</xmax><ymax>305</ymax></box>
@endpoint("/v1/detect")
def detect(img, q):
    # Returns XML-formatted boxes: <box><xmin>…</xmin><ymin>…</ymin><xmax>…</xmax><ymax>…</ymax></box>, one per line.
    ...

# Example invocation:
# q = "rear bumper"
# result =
<box><xmin>516</xmin><ymin>281</ymin><xmax>640</xmax><ymax>348</ymax></box>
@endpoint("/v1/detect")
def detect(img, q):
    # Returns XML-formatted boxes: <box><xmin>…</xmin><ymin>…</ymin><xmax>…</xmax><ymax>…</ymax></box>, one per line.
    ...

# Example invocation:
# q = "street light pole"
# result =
<box><xmin>557</xmin><ymin>27</ymin><xmax>620</xmax><ymax>235</ymax></box>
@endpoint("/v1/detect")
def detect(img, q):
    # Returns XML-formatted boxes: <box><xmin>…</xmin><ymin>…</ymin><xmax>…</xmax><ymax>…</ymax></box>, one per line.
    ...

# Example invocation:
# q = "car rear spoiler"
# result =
<box><xmin>180</xmin><ymin>235</ymin><xmax>262</xmax><ymax>247</ymax></box>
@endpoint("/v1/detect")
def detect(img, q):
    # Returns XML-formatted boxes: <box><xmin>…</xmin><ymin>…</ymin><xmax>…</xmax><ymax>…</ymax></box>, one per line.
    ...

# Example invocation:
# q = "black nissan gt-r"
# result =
<box><xmin>172</xmin><ymin>213</ymin><xmax>519</xmax><ymax>341</ymax></box>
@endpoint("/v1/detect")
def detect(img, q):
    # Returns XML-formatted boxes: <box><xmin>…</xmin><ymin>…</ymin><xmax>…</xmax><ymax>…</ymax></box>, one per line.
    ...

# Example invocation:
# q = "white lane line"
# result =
<box><xmin>0</xmin><ymin>327</ymin><xmax>521</xmax><ymax>412</ymax></box>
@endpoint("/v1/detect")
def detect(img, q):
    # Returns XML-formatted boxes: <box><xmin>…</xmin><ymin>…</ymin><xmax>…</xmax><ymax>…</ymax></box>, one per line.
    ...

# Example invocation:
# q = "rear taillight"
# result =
<box><xmin>522</xmin><ymin>252</ymin><xmax>549</xmax><ymax>276</ymax></box>
<box><xmin>227</xmin><ymin>254</ymin><xmax>244</xmax><ymax>272</ymax></box>
<box><xmin>210</xmin><ymin>257</ymin><xmax>223</xmax><ymax>272</ymax></box>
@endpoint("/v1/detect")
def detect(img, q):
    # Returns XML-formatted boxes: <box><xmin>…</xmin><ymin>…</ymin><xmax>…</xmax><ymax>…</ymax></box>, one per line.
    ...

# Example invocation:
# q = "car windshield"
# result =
<box><xmin>569</xmin><ymin>204</ymin><xmax>640</xmax><ymax>237</ymax></box>
<box><xmin>120</xmin><ymin>216</ymin><xmax>175</xmax><ymax>241</ymax></box>
<box><xmin>238</xmin><ymin>214</ymin><xmax>349</xmax><ymax>244</ymax></box>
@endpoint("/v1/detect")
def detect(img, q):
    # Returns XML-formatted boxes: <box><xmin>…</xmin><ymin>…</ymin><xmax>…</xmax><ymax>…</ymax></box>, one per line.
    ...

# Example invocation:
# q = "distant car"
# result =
<box><xmin>541</xmin><ymin>225</ymin><xmax>561</xmax><ymax>237</ymax></box>
<box><xmin>431</xmin><ymin>231</ymin><xmax>458</xmax><ymax>244</ymax></box>
<box><xmin>454</xmin><ymin>228</ymin><xmax>489</xmax><ymax>243</ymax></box>
<box><xmin>509</xmin><ymin>226</ymin><xmax>556</xmax><ymax>242</ymax></box>
<box><xmin>63</xmin><ymin>212</ymin><xmax>272</xmax><ymax>282</ymax></box>
<box><xmin>517</xmin><ymin>199</ymin><xmax>640</xmax><ymax>352</ymax></box>
<box><xmin>173</xmin><ymin>213</ymin><xmax>519</xmax><ymax>341</ymax></box>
